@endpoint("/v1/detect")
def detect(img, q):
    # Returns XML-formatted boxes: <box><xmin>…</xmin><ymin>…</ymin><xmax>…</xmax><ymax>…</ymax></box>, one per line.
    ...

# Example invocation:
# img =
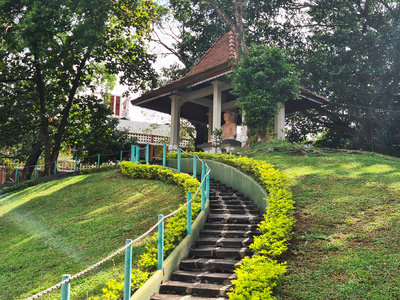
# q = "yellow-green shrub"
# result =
<box><xmin>228</xmin><ymin>255</ymin><xmax>287</xmax><ymax>300</ymax></box>
<box><xmin>94</xmin><ymin>162</ymin><xmax>201</xmax><ymax>299</ymax></box>
<box><xmin>166</xmin><ymin>152</ymin><xmax>294</xmax><ymax>299</ymax></box>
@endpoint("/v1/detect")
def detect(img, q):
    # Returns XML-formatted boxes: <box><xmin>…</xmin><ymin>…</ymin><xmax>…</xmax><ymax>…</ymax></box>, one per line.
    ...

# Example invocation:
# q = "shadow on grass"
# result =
<box><xmin>0</xmin><ymin>170</ymin><xmax>186</xmax><ymax>299</ymax></box>
<box><xmin>251</xmin><ymin>150</ymin><xmax>400</xmax><ymax>299</ymax></box>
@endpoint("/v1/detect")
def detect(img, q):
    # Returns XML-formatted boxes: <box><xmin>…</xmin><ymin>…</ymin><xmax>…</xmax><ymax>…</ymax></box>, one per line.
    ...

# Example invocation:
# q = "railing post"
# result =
<box><xmin>14</xmin><ymin>168</ymin><xmax>18</xmax><ymax>184</ymax></box>
<box><xmin>61</xmin><ymin>274</ymin><xmax>71</xmax><ymax>300</ymax></box>
<box><xmin>120</xmin><ymin>150</ymin><xmax>123</xmax><ymax>163</ymax></box>
<box><xmin>74</xmin><ymin>156</ymin><xmax>78</xmax><ymax>172</ymax></box>
<box><xmin>54</xmin><ymin>161</ymin><xmax>57</xmax><ymax>175</ymax></box>
<box><xmin>146</xmin><ymin>143</ymin><xmax>150</xmax><ymax>164</ymax></box>
<box><xmin>34</xmin><ymin>165</ymin><xmax>38</xmax><ymax>179</ymax></box>
<box><xmin>97</xmin><ymin>153</ymin><xmax>100</xmax><ymax>168</ymax></box>
<box><xmin>131</xmin><ymin>145</ymin><xmax>135</xmax><ymax>162</ymax></box>
<box><xmin>206</xmin><ymin>168</ymin><xmax>210</xmax><ymax>200</ymax></box>
<box><xmin>157</xmin><ymin>214</ymin><xmax>164</xmax><ymax>270</ymax></box>
<box><xmin>193</xmin><ymin>155</ymin><xmax>197</xmax><ymax>179</ymax></box>
<box><xmin>162</xmin><ymin>144</ymin><xmax>166</xmax><ymax>167</ymax></box>
<box><xmin>201</xmin><ymin>162</ymin><xmax>205</xmax><ymax>211</ymax></box>
<box><xmin>177</xmin><ymin>148</ymin><xmax>181</xmax><ymax>173</ymax></box>
<box><xmin>136</xmin><ymin>146</ymin><xmax>140</xmax><ymax>163</ymax></box>
<box><xmin>123</xmin><ymin>239</ymin><xmax>133</xmax><ymax>300</ymax></box>
<box><xmin>187</xmin><ymin>192</ymin><xmax>192</xmax><ymax>235</ymax></box>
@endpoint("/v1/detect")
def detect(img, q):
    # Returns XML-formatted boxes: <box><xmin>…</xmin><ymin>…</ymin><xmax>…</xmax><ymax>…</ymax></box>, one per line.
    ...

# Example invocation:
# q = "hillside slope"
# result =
<box><xmin>0</xmin><ymin>170</ymin><xmax>185</xmax><ymax>299</ymax></box>
<box><xmin>247</xmin><ymin>147</ymin><xmax>400</xmax><ymax>299</ymax></box>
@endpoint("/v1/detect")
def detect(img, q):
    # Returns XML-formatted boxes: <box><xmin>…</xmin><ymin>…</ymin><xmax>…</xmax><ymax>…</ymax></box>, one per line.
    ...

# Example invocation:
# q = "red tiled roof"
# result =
<box><xmin>185</xmin><ymin>32</ymin><xmax>236</xmax><ymax>77</ymax></box>
<box><xmin>131</xmin><ymin>32</ymin><xmax>236</xmax><ymax>105</ymax></box>
<box><xmin>131</xmin><ymin>31</ymin><xmax>329</xmax><ymax>108</ymax></box>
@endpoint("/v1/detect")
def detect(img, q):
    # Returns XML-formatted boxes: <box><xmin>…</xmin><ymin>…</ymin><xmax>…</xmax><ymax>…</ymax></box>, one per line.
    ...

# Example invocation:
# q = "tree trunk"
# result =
<box><xmin>21</xmin><ymin>143</ymin><xmax>43</xmax><ymax>180</ymax></box>
<box><xmin>203</xmin><ymin>0</ymin><xmax>247</xmax><ymax>60</ymax></box>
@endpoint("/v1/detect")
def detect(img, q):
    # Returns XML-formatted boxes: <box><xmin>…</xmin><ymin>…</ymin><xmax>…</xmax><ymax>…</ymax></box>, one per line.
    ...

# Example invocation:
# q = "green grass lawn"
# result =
<box><xmin>0</xmin><ymin>169</ymin><xmax>185</xmax><ymax>299</ymax></box>
<box><xmin>243</xmin><ymin>145</ymin><xmax>400</xmax><ymax>299</ymax></box>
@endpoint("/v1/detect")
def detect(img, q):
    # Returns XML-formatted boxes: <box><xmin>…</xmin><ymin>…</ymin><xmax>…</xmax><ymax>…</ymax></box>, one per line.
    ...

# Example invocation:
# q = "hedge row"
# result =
<box><xmin>166</xmin><ymin>152</ymin><xmax>295</xmax><ymax>300</ymax></box>
<box><xmin>91</xmin><ymin>161</ymin><xmax>202</xmax><ymax>299</ymax></box>
<box><xmin>0</xmin><ymin>165</ymin><xmax>120</xmax><ymax>195</ymax></box>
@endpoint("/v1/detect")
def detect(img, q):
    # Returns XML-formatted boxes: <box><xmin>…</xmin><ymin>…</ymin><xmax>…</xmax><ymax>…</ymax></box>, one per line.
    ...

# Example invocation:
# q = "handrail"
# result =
<box><xmin>24</xmin><ymin>144</ymin><xmax>210</xmax><ymax>300</ymax></box>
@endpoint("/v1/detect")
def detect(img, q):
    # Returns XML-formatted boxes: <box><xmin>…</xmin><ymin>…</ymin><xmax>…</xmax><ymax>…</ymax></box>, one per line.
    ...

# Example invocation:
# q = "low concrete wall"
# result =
<box><xmin>132</xmin><ymin>159</ymin><xmax>268</xmax><ymax>299</ymax></box>
<box><xmin>131</xmin><ymin>200</ymin><xmax>210</xmax><ymax>300</ymax></box>
<box><xmin>167</xmin><ymin>158</ymin><xmax>268</xmax><ymax>213</ymax></box>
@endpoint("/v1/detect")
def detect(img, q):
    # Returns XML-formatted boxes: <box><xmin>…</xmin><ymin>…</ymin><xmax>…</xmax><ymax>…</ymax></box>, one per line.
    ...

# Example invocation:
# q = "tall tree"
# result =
<box><xmin>158</xmin><ymin>0</ymin><xmax>296</xmax><ymax>74</ymax></box>
<box><xmin>0</xmin><ymin>0</ymin><xmax>158</xmax><ymax>176</ymax></box>
<box><xmin>300</xmin><ymin>0</ymin><xmax>400</xmax><ymax>155</ymax></box>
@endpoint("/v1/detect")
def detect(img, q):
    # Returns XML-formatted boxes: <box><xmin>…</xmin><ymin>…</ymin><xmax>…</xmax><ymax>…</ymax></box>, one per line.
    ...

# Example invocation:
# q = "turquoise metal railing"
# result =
<box><xmin>25</xmin><ymin>144</ymin><xmax>211</xmax><ymax>300</ymax></box>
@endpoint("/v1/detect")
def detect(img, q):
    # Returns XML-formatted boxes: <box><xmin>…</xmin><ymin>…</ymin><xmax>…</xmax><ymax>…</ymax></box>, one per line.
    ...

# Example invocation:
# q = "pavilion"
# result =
<box><xmin>131</xmin><ymin>32</ymin><xmax>328</xmax><ymax>150</ymax></box>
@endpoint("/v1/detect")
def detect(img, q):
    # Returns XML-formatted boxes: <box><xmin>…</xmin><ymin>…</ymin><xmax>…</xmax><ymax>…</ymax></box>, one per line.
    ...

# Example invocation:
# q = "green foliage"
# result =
<box><xmin>90</xmin><ymin>269</ymin><xmax>149</xmax><ymax>300</ymax></box>
<box><xmin>230</xmin><ymin>45</ymin><xmax>300</xmax><ymax>136</ymax></box>
<box><xmin>228</xmin><ymin>256</ymin><xmax>287</xmax><ymax>300</ymax></box>
<box><xmin>161</xmin><ymin>0</ymin><xmax>296</xmax><ymax>77</ymax></box>
<box><xmin>97</xmin><ymin>162</ymin><xmax>202</xmax><ymax>299</ymax></box>
<box><xmin>166</xmin><ymin>152</ymin><xmax>295</xmax><ymax>298</ymax></box>
<box><xmin>0</xmin><ymin>165</ymin><xmax>119</xmax><ymax>195</ymax></box>
<box><xmin>0</xmin><ymin>170</ymin><xmax>186</xmax><ymax>299</ymax></box>
<box><xmin>65</xmin><ymin>97</ymin><xmax>137</xmax><ymax>164</ymax></box>
<box><xmin>248</xmin><ymin>145</ymin><xmax>400</xmax><ymax>299</ymax></box>
<box><xmin>0</xmin><ymin>0</ymin><xmax>158</xmax><ymax>174</ymax></box>
<box><xmin>78</xmin><ymin>165</ymin><xmax>120</xmax><ymax>174</ymax></box>
<box><xmin>1</xmin><ymin>178</ymin><xmax>38</xmax><ymax>194</ymax></box>
<box><xmin>298</xmin><ymin>0</ymin><xmax>400</xmax><ymax>156</ymax></box>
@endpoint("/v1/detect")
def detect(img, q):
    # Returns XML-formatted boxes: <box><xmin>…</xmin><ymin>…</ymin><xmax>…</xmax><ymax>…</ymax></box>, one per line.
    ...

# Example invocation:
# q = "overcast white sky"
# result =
<box><xmin>112</xmin><ymin>14</ymin><xmax>183</xmax><ymax>124</ymax></box>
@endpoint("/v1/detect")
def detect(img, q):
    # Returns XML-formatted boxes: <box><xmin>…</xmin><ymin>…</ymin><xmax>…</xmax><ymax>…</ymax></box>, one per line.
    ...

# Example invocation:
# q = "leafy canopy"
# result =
<box><xmin>0</xmin><ymin>0</ymin><xmax>158</xmax><ymax>174</ymax></box>
<box><xmin>230</xmin><ymin>45</ymin><xmax>300</xmax><ymax>135</ymax></box>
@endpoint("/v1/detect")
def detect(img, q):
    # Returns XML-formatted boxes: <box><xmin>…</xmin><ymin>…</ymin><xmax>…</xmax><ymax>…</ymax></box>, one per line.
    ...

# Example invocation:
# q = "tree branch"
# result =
<box><xmin>152</xmin><ymin>31</ymin><xmax>188</xmax><ymax>67</ymax></box>
<box><xmin>51</xmin><ymin>49</ymin><xmax>92</xmax><ymax>159</ymax></box>
<box><xmin>202</xmin><ymin>0</ymin><xmax>235</xmax><ymax>33</ymax></box>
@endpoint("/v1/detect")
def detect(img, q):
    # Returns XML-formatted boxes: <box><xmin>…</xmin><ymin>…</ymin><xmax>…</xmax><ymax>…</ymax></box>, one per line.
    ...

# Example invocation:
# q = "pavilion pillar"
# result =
<box><xmin>170</xmin><ymin>95</ymin><xmax>181</xmax><ymax>150</ymax></box>
<box><xmin>240</xmin><ymin>112</ymin><xmax>249</xmax><ymax>146</ymax></box>
<box><xmin>212</xmin><ymin>81</ymin><xmax>222</xmax><ymax>131</ymax></box>
<box><xmin>207</xmin><ymin>110</ymin><xmax>213</xmax><ymax>141</ymax></box>
<box><xmin>274</xmin><ymin>102</ymin><xmax>285</xmax><ymax>140</ymax></box>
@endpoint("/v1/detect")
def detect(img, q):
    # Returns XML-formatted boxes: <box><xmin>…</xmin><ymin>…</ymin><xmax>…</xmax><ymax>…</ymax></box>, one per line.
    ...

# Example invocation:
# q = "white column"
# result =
<box><xmin>274</xmin><ymin>102</ymin><xmax>285</xmax><ymax>140</ymax></box>
<box><xmin>207</xmin><ymin>110</ymin><xmax>213</xmax><ymax>141</ymax></box>
<box><xmin>240</xmin><ymin>112</ymin><xmax>248</xmax><ymax>146</ymax></box>
<box><xmin>169</xmin><ymin>95</ymin><xmax>181</xmax><ymax>150</ymax></box>
<box><xmin>212</xmin><ymin>81</ymin><xmax>222</xmax><ymax>131</ymax></box>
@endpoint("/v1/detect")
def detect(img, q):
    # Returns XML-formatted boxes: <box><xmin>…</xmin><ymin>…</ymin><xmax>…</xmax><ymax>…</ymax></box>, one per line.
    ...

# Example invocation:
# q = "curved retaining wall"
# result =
<box><xmin>131</xmin><ymin>159</ymin><xmax>268</xmax><ymax>299</ymax></box>
<box><xmin>166</xmin><ymin>158</ymin><xmax>268</xmax><ymax>213</ymax></box>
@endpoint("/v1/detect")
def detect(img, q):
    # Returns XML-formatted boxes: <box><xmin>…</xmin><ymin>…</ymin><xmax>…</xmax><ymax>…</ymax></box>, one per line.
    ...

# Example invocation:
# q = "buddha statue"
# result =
<box><xmin>221</xmin><ymin>111</ymin><xmax>237</xmax><ymax>140</ymax></box>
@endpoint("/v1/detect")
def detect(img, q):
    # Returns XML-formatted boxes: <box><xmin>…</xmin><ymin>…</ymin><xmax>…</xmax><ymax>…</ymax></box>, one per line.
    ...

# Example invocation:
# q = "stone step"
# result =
<box><xmin>203</xmin><ymin>223</ymin><xmax>258</xmax><ymax>231</ymax></box>
<box><xmin>179</xmin><ymin>258</ymin><xmax>240</xmax><ymax>273</ymax></box>
<box><xmin>210</xmin><ymin>197</ymin><xmax>254</xmax><ymax>205</ymax></box>
<box><xmin>196</xmin><ymin>237</ymin><xmax>253</xmax><ymax>248</ymax></box>
<box><xmin>200</xmin><ymin>229</ymin><xmax>259</xmax><ymax>238</ymax></box>
<box><xmin>211</xmin><ymin>208</ymin><xmax>260</xmax><ymax>214</ymax></box>
<box><xmin>209</xmin><ymin>203</ymin><xmax>259</xmax><ymax>211</ymax></box>
<box><xmin>207</xmin><ymin>214</ymin><xmax>263</xmax><ymax>224</ymax></box>
<box><xmin>151</xmin><ymin>294</ymin><xmax>226</xmax><ymax>300</ymax></box>
<box><xmin>170</xmin><ymin>270</ymin><xmax>236</xmax><ymax>285</ymax></box>
<box><xmin>159</xmin><ymin>281</ymin><xmax>231</xmax><ymax>297</ymax></box>
<box><xmin>190</xmin><ymin>247</ymin><xmax>252</xmax><ymax>259</ymax></box>
<box><xmin>210</xmin><ymin>196</ymin><xmax>249</xmax><ymax>201</ymax></box>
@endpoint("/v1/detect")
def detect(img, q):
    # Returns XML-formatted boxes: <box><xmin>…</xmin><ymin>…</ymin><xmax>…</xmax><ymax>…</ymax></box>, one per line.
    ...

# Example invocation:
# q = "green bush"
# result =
<box><xmin>1</xmin><ymin>178</ymin><xmax>38</xmax><ymax>194</ymax></box>
<box><xmin>92</xmin><ymin>161</ymin><xmax>202</xmax><ymax>299</ymax></box>
<box><xmin>0</xmin><ymin>165</ymin><xmax>120</xmax><ymax>195</ymax></box>
<box><xmin>166</xmin><ymin>152</ymin><xmax>295</xmax><ymax>299</ymax></box>
<box><xmin>229</xmin><ymin>256</ymin><xmax>287</xmax><ymax>300</ymax></box>
<box><xmin>79</xmin><ymin>165</ymin><xmax>119</xmax><ymax>174</ymax></box>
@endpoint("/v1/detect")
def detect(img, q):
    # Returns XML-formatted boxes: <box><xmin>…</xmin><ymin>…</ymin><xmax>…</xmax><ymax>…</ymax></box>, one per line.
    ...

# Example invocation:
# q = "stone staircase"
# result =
<box><xmin>151</xmin><ymin>179</ymin><xmax>263</xmax><ymax>299</ymax></box>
